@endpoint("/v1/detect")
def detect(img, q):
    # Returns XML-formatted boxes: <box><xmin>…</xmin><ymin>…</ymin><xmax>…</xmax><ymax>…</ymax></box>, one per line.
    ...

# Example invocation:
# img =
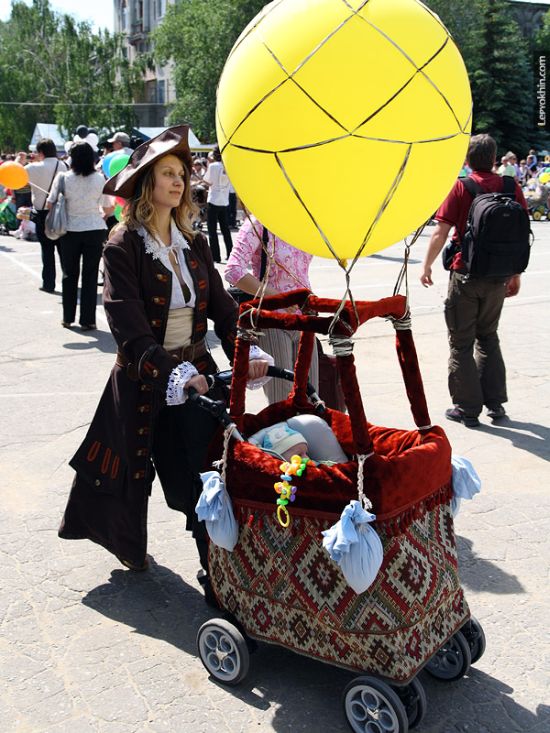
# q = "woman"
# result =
<box><xmin>48</xmin><ymin>141</ymin><xmax>108</xmax><ymax>330</ymax></box>
<box><xmin>203</xmin><ymin>145</ymin><xmax>232</xmax><ymax>262</ymax></box>
<box><xmin>58</xmin><ymin>126</ymin><xmax>269</xmax><ymax>602</ymax></box>
<box><xmin>225</xmin><ymin>215</ymin><xmax>318</xmax><ymax>404</ymax></box>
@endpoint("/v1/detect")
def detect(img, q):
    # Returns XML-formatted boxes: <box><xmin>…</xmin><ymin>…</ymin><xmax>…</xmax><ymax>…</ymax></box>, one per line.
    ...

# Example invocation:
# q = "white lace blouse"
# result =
<box><xmin>139</xmin><ymin>223</ymin><xmax>272</xmax><ymax>405</ymax></box>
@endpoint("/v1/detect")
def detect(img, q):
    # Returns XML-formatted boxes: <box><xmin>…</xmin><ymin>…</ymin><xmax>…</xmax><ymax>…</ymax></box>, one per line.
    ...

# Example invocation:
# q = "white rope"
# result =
<box><xmin>212</xmin><ymin>424</ymin><xmax>237</xmax><ymax>484</ymax></box>
<box><xmin>356</xmin><ymin>453</ymin><xmax>374</xmax><ymax>510</ymax></box>
<box><xmin>328</xmin><ymin>334</ymin><xmax>354</xmax><ymax>356</ymax></box>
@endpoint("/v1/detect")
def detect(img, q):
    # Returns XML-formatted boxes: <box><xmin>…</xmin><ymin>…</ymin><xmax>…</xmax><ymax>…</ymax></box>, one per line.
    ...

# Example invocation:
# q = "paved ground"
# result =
<box><xmin>0</xmin><ymin>223</ymin><xmax>549</xmax><ymax>733</ymax></box>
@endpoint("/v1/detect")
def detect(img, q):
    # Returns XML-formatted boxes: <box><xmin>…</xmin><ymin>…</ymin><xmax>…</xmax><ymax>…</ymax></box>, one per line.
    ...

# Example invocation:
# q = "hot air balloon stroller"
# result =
<box><xmin>194</xmin><ymin>290</ymin><xmax>486</xmax><ymax>733</ymax></box>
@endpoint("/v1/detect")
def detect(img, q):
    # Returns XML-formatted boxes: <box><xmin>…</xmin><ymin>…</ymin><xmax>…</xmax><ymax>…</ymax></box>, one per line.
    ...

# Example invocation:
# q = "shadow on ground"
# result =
<box><xmin>82</xmin><ymin>559</ymin><xmax>547</xmax><ymax>732</ymax></box>
<box><xmin>457</xmin><ymin>535</ymin><xmax>526</xmax><ymax>594</ymax></box>
<box><xmin>473</xmin><ymin>418</ymin><xmax>550</xmax><ymax>462</ymax></box>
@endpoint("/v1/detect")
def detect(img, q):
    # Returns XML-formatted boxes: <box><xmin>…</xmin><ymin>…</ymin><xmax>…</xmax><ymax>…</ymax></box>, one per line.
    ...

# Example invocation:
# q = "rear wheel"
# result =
<box><xmin>424</xmin><ymin>630</ymin><xmax>471</xmax><ymax>681</ymax></box>
<box><xmin>394</xmin><ymin>677</ymin><xmax>427</xmax><ymax>729</ymax></box>
<box><xmin>461</xmin><ymin>616</ymin><xmax>486</xmax><ymax>664</ymax></box>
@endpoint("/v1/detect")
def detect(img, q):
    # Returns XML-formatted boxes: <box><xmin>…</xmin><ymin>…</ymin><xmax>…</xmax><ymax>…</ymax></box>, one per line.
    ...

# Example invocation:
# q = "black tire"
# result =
<box><xmin>394</xmin><ymin>677</ymin><xmax>427</xmax><ymax>729</ymax></box>
<box><xmin>424</xmin><ymin>630</ymin><xmax>472</xmax><ymax>682</ymax></box>
<box><xmin>197</xmin><ymin>618</ymin><xmax>250</xmax><ymax>686</ymax></box>
<box><xmin>461</xmin><ymin>616</ymin><xmax>487</xmax><ymax>664</ymax></box>
<box><xmin>343</xmin><ymin>675</ymin><xmax>409</xmax><ymax>733</ymax></box>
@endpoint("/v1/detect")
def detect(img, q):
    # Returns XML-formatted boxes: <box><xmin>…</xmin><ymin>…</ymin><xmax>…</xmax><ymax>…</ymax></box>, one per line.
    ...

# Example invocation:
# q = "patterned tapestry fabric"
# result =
<box><xmin>209</xmin><ymin>499</ymin><xmax>469</xmax><ymax>683</ymax></box>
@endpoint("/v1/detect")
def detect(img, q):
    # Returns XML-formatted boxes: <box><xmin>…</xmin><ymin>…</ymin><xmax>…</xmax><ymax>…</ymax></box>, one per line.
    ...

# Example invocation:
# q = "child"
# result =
<box><xmin>249</xmin><ymin>414</ymin><xmax>348</xmax><ymax>464</ymax></box>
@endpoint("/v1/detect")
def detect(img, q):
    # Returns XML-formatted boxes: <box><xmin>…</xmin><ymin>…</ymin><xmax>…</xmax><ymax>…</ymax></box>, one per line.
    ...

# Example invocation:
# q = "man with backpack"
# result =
<box><xmin>420</xmin><ymin>134</ymin><xmax>530</xmax><ymax>427</ymax></box>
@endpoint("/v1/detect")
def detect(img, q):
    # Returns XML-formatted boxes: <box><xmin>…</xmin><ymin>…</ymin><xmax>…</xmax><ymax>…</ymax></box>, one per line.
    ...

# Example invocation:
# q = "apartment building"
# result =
<box><xmin>113</xmin><ymin>0</ymin><xmax>177</xmax><ymax>127</ymax></box>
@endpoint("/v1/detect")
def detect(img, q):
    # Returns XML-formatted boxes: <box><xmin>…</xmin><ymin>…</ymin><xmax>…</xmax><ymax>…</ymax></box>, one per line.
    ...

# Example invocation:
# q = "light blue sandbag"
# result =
<box><xmin>451</xmin><ymin>456</ymin><xmax>481</xmax><ymax>517</ymax></box>
<box><xmin>322</xmin><ymin>500</ymin><xmax>383</xmax><ymax>594</ymax></box>
<box><xmin>196</xmin><ymin>471</ymin><xmax>238</xmax><ymax>551</ymax></box>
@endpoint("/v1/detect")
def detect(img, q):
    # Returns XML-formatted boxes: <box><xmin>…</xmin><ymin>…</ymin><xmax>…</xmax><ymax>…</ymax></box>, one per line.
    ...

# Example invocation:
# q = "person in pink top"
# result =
<box><xmin>225</xmin><ymin>215</ymin><xmax>318</xmax><ymax>403</ymax></box>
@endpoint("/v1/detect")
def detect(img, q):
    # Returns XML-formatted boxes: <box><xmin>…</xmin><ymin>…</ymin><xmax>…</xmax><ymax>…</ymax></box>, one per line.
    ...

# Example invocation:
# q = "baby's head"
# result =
<box><xmin>261</xmin><ymin>422</ymin><xmax>309</xmax><ymax>461</ymax></box>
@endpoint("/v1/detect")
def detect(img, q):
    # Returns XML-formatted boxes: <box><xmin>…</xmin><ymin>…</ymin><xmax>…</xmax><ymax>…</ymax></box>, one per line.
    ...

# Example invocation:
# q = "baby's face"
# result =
<box><xmin>281</xmin><ymin>443</ymin><xmax>308</xmax><ymax>462</ymax></box>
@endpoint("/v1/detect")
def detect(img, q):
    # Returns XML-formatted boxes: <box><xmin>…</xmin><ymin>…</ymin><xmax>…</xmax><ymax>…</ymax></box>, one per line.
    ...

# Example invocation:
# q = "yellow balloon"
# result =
<box><xmin>217</xmin><ymin>0</ymin><xmax>472</xmax><ymax>259</ymax></box>
<box><xmin>539</xmin><ymin>172</ymin><xmax>550</xmax><ymax>184</ymax></box>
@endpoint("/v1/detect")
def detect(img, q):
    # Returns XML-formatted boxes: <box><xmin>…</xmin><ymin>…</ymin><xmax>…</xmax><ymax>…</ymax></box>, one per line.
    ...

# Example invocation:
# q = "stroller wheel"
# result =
<box><xmin>424</xmin><ymin>629</ymin><xmax>471</xmax><ymax>681</ymax></box>
<box><xmin>393</xmin><ymin>677</ymin><xmax>427</xmax><ymax>729</ymax></box>
<box><xmin>343</xmin><ymin>675</ymin><xmax>409</xmax><ymax>733</ymax></box>
<box><xmin>197</xmin><ymin>618</ymin><xmax>250</xmax><ymax>686</ymax></box>
<box><xmin>460</xmin><ymin>616</ymin><xmax>486</xmax><ymax>664</ymax></box>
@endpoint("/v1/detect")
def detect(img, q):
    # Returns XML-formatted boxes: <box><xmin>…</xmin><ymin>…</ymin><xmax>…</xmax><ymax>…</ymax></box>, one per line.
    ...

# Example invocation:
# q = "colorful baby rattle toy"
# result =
<box><xmin>274</xmin><ymin>454</ymin><xmax>309</xmax><ymax>527</ymax></box>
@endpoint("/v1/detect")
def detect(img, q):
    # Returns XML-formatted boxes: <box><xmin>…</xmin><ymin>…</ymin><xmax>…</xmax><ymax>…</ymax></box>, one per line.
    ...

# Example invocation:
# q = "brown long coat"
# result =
<box><xmin>58</xmin><ymin>226</ymin><xmax>238</xmax><ymax>566</ymax></box>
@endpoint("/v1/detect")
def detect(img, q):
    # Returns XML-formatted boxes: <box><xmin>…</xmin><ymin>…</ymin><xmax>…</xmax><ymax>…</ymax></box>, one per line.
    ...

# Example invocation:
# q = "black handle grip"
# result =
<box><xmin>215</xmin><ymin>365</ymin><xmax>321</xmax><ymax>401</ymax></box>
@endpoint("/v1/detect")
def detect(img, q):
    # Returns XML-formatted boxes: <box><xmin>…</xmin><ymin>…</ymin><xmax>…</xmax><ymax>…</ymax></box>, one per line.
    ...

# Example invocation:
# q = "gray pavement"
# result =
<box><xmin>0</xmin><ymin>223</ymin><xmax>549</xmax><ymax>733</ymax></box>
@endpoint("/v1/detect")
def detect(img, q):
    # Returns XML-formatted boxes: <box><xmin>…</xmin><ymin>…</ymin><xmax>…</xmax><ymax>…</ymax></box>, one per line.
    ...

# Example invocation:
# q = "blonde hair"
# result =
<box><xmin>118</xmin><ymin>155</ymin><xmax>198</xmax><ymax>240</ymax></box>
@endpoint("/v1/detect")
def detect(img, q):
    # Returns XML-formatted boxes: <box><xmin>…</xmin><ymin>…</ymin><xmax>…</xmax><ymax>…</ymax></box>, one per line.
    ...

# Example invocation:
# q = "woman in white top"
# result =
<box><xmin>203</xmin><ymin>145</ymin><xmax>233</xmax><ymax>262</ymax></box>
<box><xmin>48</xmin><ymin>142</ymin><xmax>109</xmax><ymax>330</ymax></box>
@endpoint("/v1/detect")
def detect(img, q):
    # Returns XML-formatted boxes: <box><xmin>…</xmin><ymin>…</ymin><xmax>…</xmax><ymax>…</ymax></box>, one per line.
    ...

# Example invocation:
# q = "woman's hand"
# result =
<box><xmin>185</xmin><ymin>374</ymin><xmax>210</xmax><ymax>395</ymax></box>
<box><xmin>248</xmin><ymin>359</ymin><xmax>269</xmax><ymax>381</ymax></box>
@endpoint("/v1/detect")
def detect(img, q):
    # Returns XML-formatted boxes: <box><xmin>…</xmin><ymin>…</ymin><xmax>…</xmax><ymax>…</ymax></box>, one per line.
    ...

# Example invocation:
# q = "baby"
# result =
<box><xmin>249</xmin><ymin>414</ymin><xmax>348</xmax><ymax>464</ymax></box>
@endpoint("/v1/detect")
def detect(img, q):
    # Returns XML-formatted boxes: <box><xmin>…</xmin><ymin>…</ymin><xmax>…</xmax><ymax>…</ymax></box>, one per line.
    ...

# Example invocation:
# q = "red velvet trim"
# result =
<box><xmin>217</xmin><ymin>399</ymin><xmax>452</xmax><ymax>528</ymax></box>
<box><xmin>290</xmin><ymin>331</ymin><xmax>315</xmax><ymax>409</ymax></box>
<box><xmin>229</xmin><ymin>338</ymin><xmax>250</xmax><ymax>418</ymax></box>
<box><xmin>232</xmin><ymin>481</ymin><xmax>453</xmax><ymax>538</ymax></box>
<box><xmin>395</xmin><ymin>329</ymin><xmax>431</xmax><ymax>428</ymax></box>
<box><xmin>338</xmin><ymin>355</ymin><xmax>372</xmax><ymax>454</ymax></box>
<box><xmin>238</xmin><ymin>291</ymin><xmax>407</xmax><ymax>336</ymax></box>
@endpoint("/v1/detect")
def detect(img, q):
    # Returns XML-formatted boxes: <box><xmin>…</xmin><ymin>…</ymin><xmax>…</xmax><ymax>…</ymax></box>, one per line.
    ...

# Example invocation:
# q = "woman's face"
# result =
<box><xmin>151</xmin><ymin>154</ymin><xmax>186</xmax><ymax>210</ymax></box>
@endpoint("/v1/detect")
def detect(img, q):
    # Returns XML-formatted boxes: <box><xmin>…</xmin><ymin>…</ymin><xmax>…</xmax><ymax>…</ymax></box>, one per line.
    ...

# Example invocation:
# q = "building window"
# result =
<box><xmin>121</xmin><ymin>0</ymin><xmax>128</xmax><ymax>31</ymax></box>
<box><xmin>157</xmin><ymin>80</ymin><xmax>166</xmax><ymax>105</ymax></box>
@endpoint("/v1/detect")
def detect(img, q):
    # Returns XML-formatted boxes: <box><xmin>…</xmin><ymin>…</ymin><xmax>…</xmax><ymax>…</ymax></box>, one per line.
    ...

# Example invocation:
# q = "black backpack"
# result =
<box><xmin>460</xmin><ymin>176</ymin><xmax>531</xmax><ymax>278</ymax></box>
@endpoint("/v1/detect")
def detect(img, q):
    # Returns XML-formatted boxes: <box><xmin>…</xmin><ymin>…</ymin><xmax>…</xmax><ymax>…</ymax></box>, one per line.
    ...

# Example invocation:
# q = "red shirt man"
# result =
<box><xmin>436</xmin><ymin>170</ymin><xmax>528</xmax><ymax>273</ymax></box>
<box><xmin>419</xmin><ymin>133</ymin><xmax>526</xmax><ymax>427</ymax></box>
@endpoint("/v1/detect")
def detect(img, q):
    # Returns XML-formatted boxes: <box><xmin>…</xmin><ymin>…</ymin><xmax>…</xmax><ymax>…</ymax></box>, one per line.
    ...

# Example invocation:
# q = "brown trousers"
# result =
<box><xmin>444</xmin><ymin>272</ymin><xmax>508</xmax><ymax>417</ymax></box>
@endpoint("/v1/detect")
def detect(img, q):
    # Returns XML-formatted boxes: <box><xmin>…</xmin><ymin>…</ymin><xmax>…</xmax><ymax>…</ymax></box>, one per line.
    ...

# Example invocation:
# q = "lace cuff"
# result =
<box><xmin>247</xmin><ymin>345</ymin><xmax>274</xmax><ymax>390</ymax></box>
<box><xmin>166</xmin><ymin>362</ymin><xmax>199</xmax><ymax>406</ymax></box>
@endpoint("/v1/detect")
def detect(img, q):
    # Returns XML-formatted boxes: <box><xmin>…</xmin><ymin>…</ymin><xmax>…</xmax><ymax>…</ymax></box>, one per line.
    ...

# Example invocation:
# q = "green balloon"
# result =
<box><xmin>114</xmin><ymin>204</ymin><xmax>123</xmax><ymax>221</ymax></box>
<box><xmin>109</xmin><ymin>154</ymin><xmax>130</xmax><ymax>177</ymax></box>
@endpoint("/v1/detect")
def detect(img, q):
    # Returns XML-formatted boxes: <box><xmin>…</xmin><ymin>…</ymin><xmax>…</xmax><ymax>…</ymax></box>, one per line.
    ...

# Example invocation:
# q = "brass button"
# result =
<box><xmin>94</xmin><ymin>479</ymin><xmax>101</xmax><ymax>486</ymax></box>
<box><xmin>153</xmin><ymin>297</ymin><xmax>160</xmax><ymax>304</ymax></box>
<box><xmin>152</xmin><ymin>369</ymin><xmax>159</xmax><ymax>378</ymax></box>
<box><xmin>156</xmin><ymin>273</ymin><xmax>163</xmax><ymax>280</ymax></box>
<box><xmin>133</xmin><ymin>472</ymin><xmax>141</xmax><ymax>480</ymax></box>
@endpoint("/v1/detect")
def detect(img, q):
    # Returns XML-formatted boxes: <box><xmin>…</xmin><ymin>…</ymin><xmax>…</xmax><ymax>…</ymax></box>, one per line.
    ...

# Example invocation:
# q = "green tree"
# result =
<box><xmin>469</xmin><ymin>0</ymin><xmax>532</xmax><ymax>154</ymax></box>
<box><xmin>154</xmin><ymin>0</ymin><xmax>265</xmax><ymax>141</ymax></box>
<box><xmin>0</xmin><ymin>0</ymin><xmax>142</xmax><ymax>151</ymax></box>
<box><xmin>424</xmin><ymin>0</ymin><xmax>487</xmax><ymax>74</ymax></box>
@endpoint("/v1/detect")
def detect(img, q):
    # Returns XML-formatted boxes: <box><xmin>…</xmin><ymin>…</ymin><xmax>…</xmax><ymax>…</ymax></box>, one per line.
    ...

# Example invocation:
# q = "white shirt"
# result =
<box><xmin>204</xmin><ymin>161</ymin><xmax>230</xmax><ymax>206</ymax></box>
<box><xmin>26</xmin><ymin>158</ymin><xmax>68</xmax><ymax>210</ymax></box>
<box><xmin>48</xmin><ymin>171</ymin><xmax>108</xmax><ymax>232</ymax></box>
<box><xmin>139</xmin><ymin>222</ymin><xmax>196</xmax><ymax>309</ymax></box>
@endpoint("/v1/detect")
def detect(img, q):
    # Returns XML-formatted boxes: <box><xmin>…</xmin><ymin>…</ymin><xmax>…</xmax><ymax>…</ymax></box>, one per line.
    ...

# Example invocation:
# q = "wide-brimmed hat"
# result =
<box><xmin>103</xmin><ymin>125</ymin><xmax>193</xmax><ymax>199</ymax></box>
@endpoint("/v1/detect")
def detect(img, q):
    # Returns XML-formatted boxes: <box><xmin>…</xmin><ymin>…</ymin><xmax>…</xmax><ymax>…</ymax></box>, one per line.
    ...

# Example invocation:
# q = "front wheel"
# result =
<box><xmin>197</xmin><ymin>618</ymin><xmax>250</xmax><ymax>686</ymax></box>
<box><xmin>343</xmin><ymin>676</ymin><xmax>409</xmax><ymax>733</ymax></box>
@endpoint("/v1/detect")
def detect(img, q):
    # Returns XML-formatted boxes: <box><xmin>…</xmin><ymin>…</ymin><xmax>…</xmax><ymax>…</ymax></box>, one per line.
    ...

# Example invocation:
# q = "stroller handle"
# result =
<box><xmin>187</xmin><ymin>366</ymin><xmax>325</xmax><ymax>429</ymax></box>
<box><xmin>216</xmin><ymin>366</ymin><xmax>324</xmax><ymax>409</ymax></box>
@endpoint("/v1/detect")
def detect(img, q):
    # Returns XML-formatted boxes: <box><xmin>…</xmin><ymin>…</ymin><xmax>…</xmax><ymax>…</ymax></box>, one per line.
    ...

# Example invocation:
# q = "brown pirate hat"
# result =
<box><xmin>103</xmin><ymin>125</ymin><xmax>193</xmax><ymax>198</ymax></box>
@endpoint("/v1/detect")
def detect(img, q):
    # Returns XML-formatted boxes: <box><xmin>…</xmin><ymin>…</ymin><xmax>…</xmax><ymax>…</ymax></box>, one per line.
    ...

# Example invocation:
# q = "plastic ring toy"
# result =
<box><xmin>277</xmin><ymin>504</ymin><xmax>290</xmax><ymax>528</ymax></box>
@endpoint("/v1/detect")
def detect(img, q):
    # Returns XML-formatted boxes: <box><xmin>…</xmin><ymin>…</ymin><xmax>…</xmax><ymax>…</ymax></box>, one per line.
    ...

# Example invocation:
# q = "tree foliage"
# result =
<box><xmin>426</xmin><ymin>0</ymin><xmax>535</xmax><ymax>154</ymax></box>
<box><xmin>0</xmin><ymin>0</ymin><xmax>143</xmax><ymax>150</ymax></box>
<box><xmin>154</xmin><ymin>0</ymin><xmax>265</xmax><ymax>140</ymax></box>
<box><xmin>469</xmin><ymin>0</ymin><xmax>533</xmax><ymax>154</ymax></box>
